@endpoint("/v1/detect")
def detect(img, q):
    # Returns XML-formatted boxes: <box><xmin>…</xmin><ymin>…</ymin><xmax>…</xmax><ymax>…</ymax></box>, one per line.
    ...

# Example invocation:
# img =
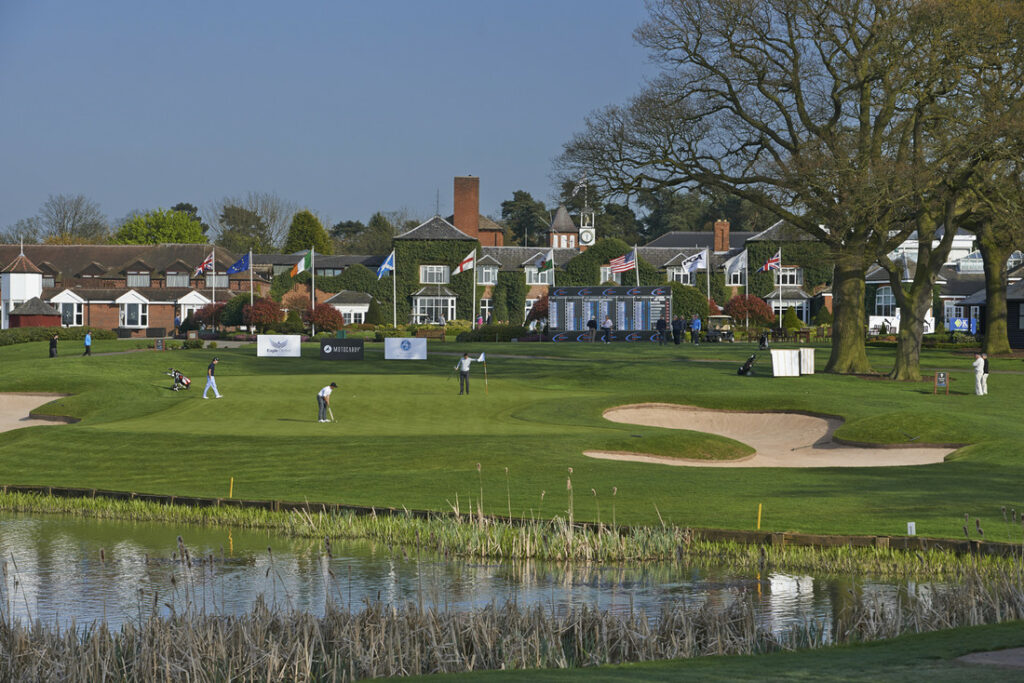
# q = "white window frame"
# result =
<box><xmin>477</xmin><ymin>265</ymin><xmax>498</xmax><ymax>286</ymax></box>
<box><xmin>120</xmin><ymin>302</ymin><xmax>149</xmax><ymax>328</ymax></box>
<box><xmin>342</xmin><ymin>311</ymin><xmax>364</xmax><ymax>325</ymax></box>
<box><xmin>875</xmin><ymin>286</ymin><xmax>896</xmax><ymax>317</ymax></box>
<box><xmin>599</xmin><ymin>266</ymin><xmax>622</xmax><ymax>284</ymax></box>
<box><xmin>419</xmin><ymin>265</ymin><xmax>450</xmax><ymax>285</ymax></box>
<box><xmin>667</xmin><ymin>267</ymin><xmax>690</xmax><ymax>285</ymax></box>
<box><xmin>60</xmin><ymin>302</ymin><xmax>83</xmax><ymax>327</ymax></box>
<box><xmin>127</xmin><ymin>271</ymin><xmax>151</xmax><ymax>287</ymax></box>
<box><xmin>728</xmin><ymin>270</ymin><xmax>743</xmax><ymax>286</ymax></box>
<box><xmin>772</xmin><ymin>301</ymin><xmax>808</xmax><ymax>324</ymax></box>
<box><xmin>166</xmin><ymin>272</ymin><xmax>190</xmax><ymax>288</ymax></box>
<box><xmin>525</xmin><ymin>267</ymin><xmax>554</xmax><ymax>285</ymax></box>
<box><xmin>525</xmin><ymin>298</ymin><xmax>538</xmax><ymax>317</ymax></box>
<box><xmin>205</xmin><ymin>273</ymin><xmax>228</xmax><ymax>289</ymax></box>
<box><xmin>479</xmin><ymin>298</ymin><xmax>493</xmax><ymax>320</ymax></box>
<box><xmin>775</xmin><ymin>267</ymin><xmax>803</xmax><ymax>286</ymax></box>
<box><xmin>412</xmin><ymin>296</ymin><xmax>455</xmax><ymax>324</ymax></box>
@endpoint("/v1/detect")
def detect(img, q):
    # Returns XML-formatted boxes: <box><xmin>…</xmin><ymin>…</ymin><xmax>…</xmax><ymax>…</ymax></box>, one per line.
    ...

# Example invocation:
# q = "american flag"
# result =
<box><xmin>758</xmin><ymin>249</ymin><xmax>781</xmax><ymax>272</ymax></box>
<box><xmin>193</xmin><ymin>251</ymin><xmax>214</xmax><ymax>277</ymax></box>
<box><xmin>609</xmin><ymin>248</ymin><xmax>636</xmax><ymax>273</ymax></box>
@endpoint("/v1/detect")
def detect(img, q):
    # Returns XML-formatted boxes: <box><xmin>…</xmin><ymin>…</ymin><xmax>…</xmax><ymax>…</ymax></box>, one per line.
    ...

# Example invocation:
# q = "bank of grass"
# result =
<box><xmin>0</xmin><ymin>339</ymin><xmax>1022</xmax><ymax>539</ymax></box>
<box><xmin>411</xmin><ymin>621</ymin><xmax>1024</xmax><ymax>682</ymax></box>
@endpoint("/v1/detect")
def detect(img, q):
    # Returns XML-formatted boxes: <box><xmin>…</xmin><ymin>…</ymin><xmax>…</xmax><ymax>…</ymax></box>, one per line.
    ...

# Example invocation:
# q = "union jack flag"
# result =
<box><xmin>758</xmin><ymin>249</ymin><xmax>781</xmax><ymax>272</ymax></box>
<box><xmin>194</xmin><ymin>251</ymin><xmax>214</xmax><ymax>277</ymax></box>
<box><xmin>609</xmin><ymin>248</ymin><xmax>636</xmax><ymax>273</ymax></box>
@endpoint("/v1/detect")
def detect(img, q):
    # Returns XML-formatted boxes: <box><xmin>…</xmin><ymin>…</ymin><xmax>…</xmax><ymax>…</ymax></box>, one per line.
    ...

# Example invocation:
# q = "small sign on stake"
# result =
<box><xmin>934</xmin><ymin>371</ymin><xmax>948</xmax><ymax>395</ymax></box>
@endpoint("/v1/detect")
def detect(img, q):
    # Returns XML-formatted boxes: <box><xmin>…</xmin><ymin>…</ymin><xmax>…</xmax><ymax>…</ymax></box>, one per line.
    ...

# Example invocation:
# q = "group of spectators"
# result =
<box><xmin>586</xmin><ymin>314</ymin><xmax>703</xmax><ymax>345</ymax></box>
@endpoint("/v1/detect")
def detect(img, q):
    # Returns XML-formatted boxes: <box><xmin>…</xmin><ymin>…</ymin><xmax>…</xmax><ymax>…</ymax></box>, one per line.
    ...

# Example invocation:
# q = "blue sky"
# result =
<box><xmin>0</xmin><ymin>0</ymin><xmax>653</xmax><ymax>232</ymax></box>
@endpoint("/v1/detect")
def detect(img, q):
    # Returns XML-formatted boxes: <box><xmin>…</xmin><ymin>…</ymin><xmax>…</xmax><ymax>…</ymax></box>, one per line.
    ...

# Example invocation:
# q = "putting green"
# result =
<box><xmin>0</xmin><ymin>338</ymin><xmax>1019</xmax><ymax>539</ymax></box>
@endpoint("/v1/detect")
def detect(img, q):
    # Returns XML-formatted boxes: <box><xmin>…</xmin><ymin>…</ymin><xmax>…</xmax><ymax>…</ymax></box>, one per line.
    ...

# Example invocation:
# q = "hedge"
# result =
<box><xmin>456</xmin><ymin>324</ymin><xmax>529</xmax><ymax>343</ymax></box>
<box><xmin>0</xmin><ymin>327</ymin><xmax>117</xmax><ymax>347</ymax></box>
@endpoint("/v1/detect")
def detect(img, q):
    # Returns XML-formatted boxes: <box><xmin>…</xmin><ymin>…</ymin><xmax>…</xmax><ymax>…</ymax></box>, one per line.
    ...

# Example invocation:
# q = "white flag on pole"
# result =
<box><xmin>678</xmin><ymin>250</ymin><xmax>707</xmax><ymax>274</ymax></box>
<box><xmin>723</xmin><ymin>249</ymin><xmax>747</xmax><ymax>278</ymax></box>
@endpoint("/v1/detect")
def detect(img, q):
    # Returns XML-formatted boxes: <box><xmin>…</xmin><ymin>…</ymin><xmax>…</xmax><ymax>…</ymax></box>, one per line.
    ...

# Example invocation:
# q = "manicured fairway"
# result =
<box><xmin>1</xmin><ymin>338</ymin><xmax>1021</xmax><ymax>539</ymax></box>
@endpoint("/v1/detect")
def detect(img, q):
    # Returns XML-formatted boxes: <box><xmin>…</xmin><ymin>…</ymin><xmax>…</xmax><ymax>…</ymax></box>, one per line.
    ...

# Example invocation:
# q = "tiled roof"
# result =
<box><xmin>2</xmin><ymin>253</ymin><xmax>42</xmax><ymax>274</ymax></box>
<box><xmin>41</xmin><ymin>286</ymin><xmax>221</xmax><ymax>303</ymax></box>
<box><xmin>644</xmin><ymin>231</ymin><xmax>757</xmax><ymax>249</ymax></box>
<box><xmin>396</xmin><ymin>216</ymin><xmax>475</xmax><ymax>241</ymax></box>
<box><xmin>445</xmin><ymin>214</ymin><xmax>505</xmax><ymax>233</ymax></box>
<box><xmin>325</xmin><ymin>290</ymin><xmax>373</xmax><ymax>305</ymax></box>
<box><xmin>10</xmin><ymin>297</ymin><xmax>59</xmax><ymax>316</ymax></box>
<box><xmin>253</xmin><ymin>253</ymin><xmax>385</xmax><ymax>268</ymax></box>
<box><xmin>746</xmin><ymin>220</ymin><xmax>818</xmax><ymax>242</ymax></box>
<box><xmin>411</xmin><ymin>286</ymin><xmax>457</xmax><ymax>297</ymax></box>
<box><xmin>546</xmin><ymin>206</ymin><xmax>578</xmax><ymax>234</ymax></box>
<box><xmin>480</xmin><ymin>246</ymin><xmax>577</xmax><ymax>270</ymax></box>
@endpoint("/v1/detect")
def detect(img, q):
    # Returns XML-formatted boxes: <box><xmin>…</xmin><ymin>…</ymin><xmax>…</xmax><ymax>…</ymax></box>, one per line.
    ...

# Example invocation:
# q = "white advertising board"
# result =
<box><xmin>384</xmin><ymin>337</ymin><xmax>427</xmax><ymax>360</ymax></box>
<box><xmin>770</xmin><ymin>349</ymin><xmax>801</xmax><ymax>377</ymax></box>
<box><xmin>799</xmin><ymin>347</ymin><xmax>815</xmax><ymax>375</ymax></box>
<box><xmin>257</xmin><ymin>334</ymin><xmax>302</xmax><ymax>357</ymax></box>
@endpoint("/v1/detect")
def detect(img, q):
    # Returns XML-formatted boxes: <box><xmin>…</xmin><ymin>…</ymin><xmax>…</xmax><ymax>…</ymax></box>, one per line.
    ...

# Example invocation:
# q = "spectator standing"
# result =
<box><xmin>49</xmin><ymin>333</ymin><xmax>58</xmax><ymax>358</ymax></box>
<box><xmin>981</xmin><ymin>353</ymin><xmax>990</xmax><ymax>395</ymax></box>
<box><xmin>656</xmin><ymin>316</ymin><xmax>667</xmax><ymax>345</ymax></box>
<box><xmin>690</xmin><ymin>314</ymin><xmax>702</xmax><ymax>345</ymax></box>
<box><xmin>82</xmin><ymin>330</ymin><xmax>92</xmax><ymax>356</ymax></box>
<box><xmin>672</xmin><ymin>316</ymin><xmax>683</xmax><ymax>345</ymax></box>
<box><xmin>972</xmin><ymin>353</ymin><xmax>985</xmax><ymax>396</ymax></box>
<box><xmin>601</xmin><ymin>316</ymin><xmax>614</xmax><ymax>343</ymax></box>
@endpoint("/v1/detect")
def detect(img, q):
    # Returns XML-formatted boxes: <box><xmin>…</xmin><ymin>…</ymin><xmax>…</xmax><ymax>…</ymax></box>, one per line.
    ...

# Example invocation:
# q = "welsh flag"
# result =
<box><xmin>536</xmin><ymin>249</ymin><xmax>554</xmax><ymax>272</ymax></box>
<box><xmin>290</xmin><ymin>250</ymin><xmax>312</xmax><ymax>277</ymax></box>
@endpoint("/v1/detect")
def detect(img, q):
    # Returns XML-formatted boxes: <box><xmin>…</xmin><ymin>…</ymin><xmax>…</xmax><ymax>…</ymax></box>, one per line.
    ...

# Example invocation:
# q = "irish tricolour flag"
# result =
<box><xmin>290</xmin><ymin>250</ymin><xmax>312</xmax><ymax>277</ymax></box>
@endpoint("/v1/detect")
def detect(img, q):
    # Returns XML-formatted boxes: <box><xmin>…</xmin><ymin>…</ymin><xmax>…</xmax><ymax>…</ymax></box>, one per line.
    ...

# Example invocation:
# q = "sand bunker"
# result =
<box><xmin>585</xmin><ymin>403</ymin><xmax>954</xmax><ymax>468</ymax></box>
<box><xmin>0</xmin><ymin>393</ymin><xmax>69</xmax><ymax>433</ymax></box>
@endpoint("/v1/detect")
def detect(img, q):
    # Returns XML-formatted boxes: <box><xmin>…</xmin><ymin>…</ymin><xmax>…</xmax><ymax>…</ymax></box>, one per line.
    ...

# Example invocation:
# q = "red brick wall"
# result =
<box><xmin>453</xmin><ymin>176</ymin><xmax>479</xmax><ymax>239</ymax></box>
<box><xmin>714</xmin><ymin>219</ymin><xmax>730</xmax><ymax>252</ymax></box>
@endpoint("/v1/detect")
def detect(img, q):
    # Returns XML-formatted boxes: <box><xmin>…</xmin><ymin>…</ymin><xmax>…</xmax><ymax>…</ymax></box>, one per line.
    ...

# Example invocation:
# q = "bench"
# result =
<box><xmin>414</xmin><ymin>327</ymin><xmax>445</xmax><ymax>342</ymax></box>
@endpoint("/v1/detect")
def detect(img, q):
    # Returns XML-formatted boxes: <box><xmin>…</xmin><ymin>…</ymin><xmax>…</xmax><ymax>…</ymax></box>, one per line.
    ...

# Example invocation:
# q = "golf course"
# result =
<box><xmin>1</xmin><ymin>337</ymin><xmax>1020</xmax><ymax>541</ymax></box>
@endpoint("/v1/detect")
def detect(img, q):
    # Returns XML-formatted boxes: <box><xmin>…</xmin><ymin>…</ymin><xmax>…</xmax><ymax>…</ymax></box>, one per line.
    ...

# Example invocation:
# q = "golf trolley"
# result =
<box><xmin>737</xmin><ymin>354</ymin><xmax>757</xmax><ymax>376</ymax></box>
<box><xmin>166</xmin><ymin>368</ymin><xmax>191</xmax><ymax>391</ymax></box>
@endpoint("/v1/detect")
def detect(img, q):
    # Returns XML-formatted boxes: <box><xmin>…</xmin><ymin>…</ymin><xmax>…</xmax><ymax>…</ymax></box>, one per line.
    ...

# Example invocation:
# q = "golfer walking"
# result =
<box><xmin>203</xmin><ymin>357</ymin><xmax>222</xmax><ymax>399</ymax></box>
<box><xmin>455</xmin><ymin>353</ymin><xmax>474</xmax><ymax>395</ymax></box>
<box><xmin>318</xmin><ymin>381</ymin><xmax>337</xmax><ymax>422</ymax></box>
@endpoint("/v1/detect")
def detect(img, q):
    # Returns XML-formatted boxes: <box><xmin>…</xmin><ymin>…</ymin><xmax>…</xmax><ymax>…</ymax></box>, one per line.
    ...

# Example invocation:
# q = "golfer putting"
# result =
<box><xmin>317</xmin><ymin>382</ymin><xmax>337</xmax><ymax>422</ymax></box>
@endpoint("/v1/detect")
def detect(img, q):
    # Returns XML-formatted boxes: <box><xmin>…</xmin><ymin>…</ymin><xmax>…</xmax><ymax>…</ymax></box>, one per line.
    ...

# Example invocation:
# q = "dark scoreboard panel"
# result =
<box><xmin>548</xmin><ymin>286</ymin><xmax>672</xmax><ymax>342</ymax></box>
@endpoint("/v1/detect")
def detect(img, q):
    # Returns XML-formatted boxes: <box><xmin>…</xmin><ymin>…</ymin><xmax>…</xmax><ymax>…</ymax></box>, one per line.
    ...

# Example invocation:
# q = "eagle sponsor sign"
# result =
<box><xmin>257</xmin><ymin>334</ymin><xmax>302</xmax><ymax>357</ymax></box>
<box><xmin>384</xmin><ymin>337</ymin><xmax>427</xmax><ymax>360</ymax></box>
<box><xmin>320</xmin><ymin>338</ymin><xmax>364</xmax><ymax>360</ymax></box>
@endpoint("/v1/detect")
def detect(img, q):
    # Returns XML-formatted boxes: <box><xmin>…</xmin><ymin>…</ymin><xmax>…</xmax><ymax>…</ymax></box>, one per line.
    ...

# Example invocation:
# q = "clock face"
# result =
<box><xmin>580</xmin><ymin>229</ymin><xmax>595</xmax><ymax>245</ymax></box>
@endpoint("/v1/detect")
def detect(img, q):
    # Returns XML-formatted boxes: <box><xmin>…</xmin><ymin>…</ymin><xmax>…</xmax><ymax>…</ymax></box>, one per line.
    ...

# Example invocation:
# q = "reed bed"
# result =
<box><xmin>1</xmin><ymin>566</ymin><xmax>1023</xmax><ymax>682</ymax></box>
<box><xmin>1</xmin><ymin>491</ymin><xmax>1021</xmax><ymax>579</ymax></box>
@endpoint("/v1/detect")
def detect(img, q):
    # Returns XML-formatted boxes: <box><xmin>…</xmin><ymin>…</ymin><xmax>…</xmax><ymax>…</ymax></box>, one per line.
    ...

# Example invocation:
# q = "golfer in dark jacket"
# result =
<box><xmin>655</xmin><ymin>316</ymin><xmax>667</xmax><ymax>345</ymax></box>
<box><xmin>671</xmin><ymin>316</ymin><xmax>683</xmax><ymax>345</ymax></box>
<box><xmin>49</xmin><ymin>334</ymin><xmax>58</xmax><ymax>358</ymax></box>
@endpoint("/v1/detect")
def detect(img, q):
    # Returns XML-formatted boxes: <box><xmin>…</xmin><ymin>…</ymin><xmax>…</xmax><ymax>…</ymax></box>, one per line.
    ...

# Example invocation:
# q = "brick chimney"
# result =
<box><xmin>453</xmin><ymin>176</ymin><xmax>479</xmax><ymax>239</ymax></box>
<box><xmin>713</xmin><ymin>219</ymin><xmax>730</xmax><ymax>252</ymax></box>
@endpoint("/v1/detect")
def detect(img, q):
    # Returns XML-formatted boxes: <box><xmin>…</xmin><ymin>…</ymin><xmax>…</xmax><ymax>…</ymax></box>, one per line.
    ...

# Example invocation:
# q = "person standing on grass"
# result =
<box><xmin>317</xmin><ymin>381</ymin><xmax>337</xmax><ymax>422</ymax></box>
<box><xmin>49</xmin><ymin>333</ymin><xmax>58</xmax><ymax>358</ymax></box>
<box><xmin>82</xmin><ymin>330</ymin><xmax>92</xmax><ymax>356</ymax></box>
<box><xmin>455</xmin><ymin>353</ymin><xmax>474</xmax><ymax>395</ymax></box>
<box><xmin>690</xmin><ymin>314</ymin><xmax>701</xmax><ymax>345</ymax></box>
<box><xmin>981</xmin><ymin>353</ymin><xmax>990</xmax><ymax>395</ymax></box>
<box><xmin>656</xmin><ymin>316</ymin><xmax>667</xmax><ymax>345</ymax></box>
<box><xmin>203</xmin><ymin>357</ymin><xmax>222</xmax><ymax>399</ymax></box>
<box><xmin>972</xmin><ymin>352</ymin><xmax>985</xmax><ymax>396</ymax></box>
<box><xmin>601</xmin><ymin>316</ymin><xmax>614</xmax><ymax>343</ymax></box>
<box><xmin>672</xmin><ymin>315</ymin><xmax>683</xmax><ymax>345</ymax></box>
<box><xmin>587</xmin><ymin>316</ymin><xmax>598</xmax><ymax>342</ymax></box>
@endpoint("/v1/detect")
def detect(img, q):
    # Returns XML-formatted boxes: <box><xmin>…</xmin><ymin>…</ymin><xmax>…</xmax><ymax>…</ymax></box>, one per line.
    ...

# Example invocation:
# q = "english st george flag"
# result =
<box><xmin>453</xmin><ymin>249</ymin><xmax>476</xmax><ymax>275</ymax></box>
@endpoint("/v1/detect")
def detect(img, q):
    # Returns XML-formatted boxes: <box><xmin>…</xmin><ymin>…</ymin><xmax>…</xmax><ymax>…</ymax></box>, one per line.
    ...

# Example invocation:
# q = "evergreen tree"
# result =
<box><xmin>283</xmin><ymin>210</ymin><xmax>332</xmax><ymax>254</ymax></box>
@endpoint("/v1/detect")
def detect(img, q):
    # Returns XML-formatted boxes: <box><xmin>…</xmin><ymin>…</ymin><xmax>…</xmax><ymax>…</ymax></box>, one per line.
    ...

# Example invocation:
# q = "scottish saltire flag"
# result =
<box><xmin>193</xmin><ymin>251</ymin><xmax>214</xmax><ymax>277</ymax></box>
<box><xmin>376</xmin><ymin>250</ymin><xmax>395</xmax><ymax>279</ymax></box>
<box><xmin>453</xmin><ymin>249</ymin><xmax>476</xmax><ymax>275</ymax></box>
<box><xmin>535</xmin><ymin>249</ymin><xmax>555</xmax><ymax>272</ymax></box>
<box><xmin>226</xmin><ymin>252</ymin><xmax>250</xmax><ymax>274</ymax></box>
<box><xmin>609</xmin><ymin>248</ymin><xmax>636</xmax><ymax>273</ymax></box>
<box><xmin>478</xmin><ymin>352</ymin><xmax>486</xmax><ymax>363</ymax></box>
<box><xmin>758</xmin><ymin>249</ymin><xmax>782</xmax><ymax>272</ymax></box>
<box><xmin>290</xmin><ymin>249</ymin><xmax>312</xmax><ymax>277</ymax></box>
<box><xmin>679</xmin><ymin>249</ymin><xmax>707</xmax><ymax>274</ymax></box>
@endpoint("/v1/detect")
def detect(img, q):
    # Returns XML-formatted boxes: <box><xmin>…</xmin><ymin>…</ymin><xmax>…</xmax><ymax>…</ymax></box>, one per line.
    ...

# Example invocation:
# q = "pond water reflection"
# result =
<box><xmin>0</xmin><ymin>512</ymin><xmax>933</xmax><ymax>634</ymax></box>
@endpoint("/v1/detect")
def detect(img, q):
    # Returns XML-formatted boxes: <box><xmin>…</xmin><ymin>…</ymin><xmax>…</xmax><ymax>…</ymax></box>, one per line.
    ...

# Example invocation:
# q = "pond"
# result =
<box><xmin>0</xmin><ymin>512</ymin><xmax>934</xmax><ymax>634</ymax></box>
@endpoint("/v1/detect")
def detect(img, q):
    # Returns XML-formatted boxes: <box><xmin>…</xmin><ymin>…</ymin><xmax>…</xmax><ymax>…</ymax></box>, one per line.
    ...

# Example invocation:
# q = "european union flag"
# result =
<box><xmin>226</xmin><ymin>253</ymin><xmax>250</xmax><ymax>274</ymax></box>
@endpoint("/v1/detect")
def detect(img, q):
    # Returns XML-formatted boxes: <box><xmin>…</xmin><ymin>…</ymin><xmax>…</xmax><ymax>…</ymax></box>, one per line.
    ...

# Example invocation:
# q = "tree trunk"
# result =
<box><xmin>978</xmin><ymin>238</ymin><xmax>1012</xmax><ymax>355</ymax></box>
<box><xmin>825</xmin><ymin>257</ymin><xmax>872</xmax><ymax>374</ymax></box>
<box><xmin>889</xmin><ymin>285</ymin><xmax>932</xmax><ymax>381</ymax></box>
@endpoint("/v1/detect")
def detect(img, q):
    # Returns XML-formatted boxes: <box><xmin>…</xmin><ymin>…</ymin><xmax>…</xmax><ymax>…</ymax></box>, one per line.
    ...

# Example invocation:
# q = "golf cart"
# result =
<box><xmin>705</xmin><ymin>315</ymin><xmax>735</xmax><ymax>342</ymax></box>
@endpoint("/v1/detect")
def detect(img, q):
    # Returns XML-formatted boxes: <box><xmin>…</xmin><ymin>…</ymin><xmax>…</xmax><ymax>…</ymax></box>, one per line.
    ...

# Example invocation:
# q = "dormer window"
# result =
<box><xmin>127</xmin><ymin>270</ymin><xmax>151</xmax><ymax>287</ymax></box>
<box><xmin>166</xmin><ymin>271</ymin><xmax>189</xmax><ymax>288</ymax></box>
<box><xmin>42</xmin><ymin>275</ymin><xmax>55</xmax><ymax>288</ymax></box>
<box><xmin>205</xmin><ymin>271</ymin><xmax>228</xmax><ymax>289</ymax></box>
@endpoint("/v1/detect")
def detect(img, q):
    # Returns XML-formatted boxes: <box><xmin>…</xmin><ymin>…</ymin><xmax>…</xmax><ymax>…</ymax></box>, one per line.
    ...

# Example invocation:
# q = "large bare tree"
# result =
<box><xmin>38</xmin><ymin>194</ymin><xmax>109</xmax><ymax>244</ymax></box>
<box><xmin>209</xmin><ymin>192</ymin><xmax>298</xmax><ymax>252</ymax></box>
<box><xmin>559</xmin><ymin>0</ymin><xmax>1023</xmax><ymax>374</ymax></box>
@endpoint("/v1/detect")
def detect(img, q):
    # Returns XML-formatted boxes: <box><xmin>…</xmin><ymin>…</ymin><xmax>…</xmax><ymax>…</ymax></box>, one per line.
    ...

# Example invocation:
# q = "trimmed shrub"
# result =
<box><xmin>456</xmin><ymin>324</ymin><xmax>529</xmax><ymax>343</ymax></box>
<box><xmin>781</xmin><ymin>307</ymin><xmax>803</xmax><ymax>332</ymax></box>
<box><xmin>0</xmin><ymin>327</ymin><xmax>116</xmax><ymax>347</ymax></box>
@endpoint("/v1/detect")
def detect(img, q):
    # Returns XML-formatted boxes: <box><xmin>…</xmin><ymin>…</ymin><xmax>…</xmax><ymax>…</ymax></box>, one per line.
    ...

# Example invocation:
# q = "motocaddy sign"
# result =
<box><xmin>320</xmin><ymin>338</ymin><xmax>364</xmax><ymax>360</ymax></box>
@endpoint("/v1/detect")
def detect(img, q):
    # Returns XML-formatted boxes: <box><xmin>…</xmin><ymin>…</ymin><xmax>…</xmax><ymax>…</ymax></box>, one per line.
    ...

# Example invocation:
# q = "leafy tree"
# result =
<box><xmin>37</xmin><ymin>194</ymin><xmax>108</xmax><ymax>244</ymax></box>
<box><xmin>194</xmin><ymin>303</ymin><xmax>226</xmax><ymax>328</ymax></box>
<box><xmin>171</xmin><ymin>202</ymin><xmax>211</xmax><ymax>235</ymax></box>
<box><xmin>782</xmin><ymin>307</ymin><xmax>803</xmax><ymax>332</ymax></box>
<box><xmin>724</xmin><ymin>294</ymin><xmax>775</xmax><ymax>328</ymax></box>
<box><xmin>333</xmin><ymin>212</ymin><xmax>395</xmax><ymax>254</ymax></box>
<box><xmin>244</xmin><ymin>298</ymin><xmax>283</xmax><ymax>333</ymax></box>
<box><xmin>527</xmin><ymin>293</ymin><xmax>549</xmax><ymax>322</ymax></box>
<box><xmin>597</xmin><ymin>203</ymin><xmax>643</xmax><ymax>244</ymax></box>
<box><xmin>215</xmin><ymin>205</ymin><xmax>275</xmax><ymax>253</ymax></box>
<box><xmin>365</xmin><ymin>297</ymin><xmax>384</xmax><ymax>325</ymax></box>
<box><xmin>113</xmin><ymin>208</ymin><xmax>207</xmax><ymax>244</ymax></box>
<box><xmin>559</xmin><ymin>0</ymin><xmax>1024</xmax><ymax>376</ymax></box>
<box><xmin>812</xmin><ymin>306</ymin><xmax>834</xmax><ymax>326</ymax></box>
<box><xmin>670</xmin><ymin>282</ymin><xmax>708</xmax><ymax>320</ymax></box>
<box><xmin>305</xmin><ymin>305</ymin><xmax>345</xmax><ymax>332</ymax></box>
<box><xmin>283</xmin><ymin>210</ymin><xmax>332</xmax><ymax>254</ymax></box>
<box><xmin>220</xmin><ymin>294</ymin><xmax>249</xmax><ymax>327</ymax></box>
<box><xmin>209</xmin><ymin>192</ymin><xmax>297</xmax><ymax>251</ymax></box>
<box><xmin>500</xmin><ymin>191</ymin><xmax>548</xmax><ymax>246</ymax></box>
<box><xmin>281</xmin><ymin>309</ymin><xmax>304</xmax><ymax>334</ymax></box>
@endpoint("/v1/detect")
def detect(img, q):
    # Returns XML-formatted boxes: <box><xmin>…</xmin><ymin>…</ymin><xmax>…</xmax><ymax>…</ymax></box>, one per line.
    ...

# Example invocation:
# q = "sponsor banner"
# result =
<box><xmin>384</xmin><ymin>337</ymin><xmax>427</xmax><ymax>360</ymax></box>
<box><xmin>550</xmin><ymin>330</ymin><xmax>661</xmax><ymax>343</ymax></box>
<box><xmin>549</xmin><ymin>286</ymin><xmax>669</xmax><ymax>297</ymax></box>
<box><xmin>320</xmin><ymin>338</ymin><xmax>364</xmax><ymax>360</ymax></box>
<box><xmin>257</xmin><ymin>334</ymin><xmax>302</xmax><ymax>357</ymax></box>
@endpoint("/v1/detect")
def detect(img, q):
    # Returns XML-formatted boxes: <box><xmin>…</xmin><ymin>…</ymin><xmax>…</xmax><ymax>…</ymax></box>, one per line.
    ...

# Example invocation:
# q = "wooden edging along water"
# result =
<box><xmin>0</xmin><ymin>483</ymin><xmax>1014</xmax><ymax>559</ymax></box>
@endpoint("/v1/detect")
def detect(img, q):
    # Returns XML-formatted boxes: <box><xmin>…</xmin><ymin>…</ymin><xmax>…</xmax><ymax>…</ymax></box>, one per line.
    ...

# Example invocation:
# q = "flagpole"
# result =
<box><xmin>212</xmin><ymin>245</ymin><xmax>216</xmax><ymax>333</ymax></box>
<box><xmin>777</xmin><ymin>248</ymin><xmax>783</xmax><ymax>331</ymax></box>
<box><xmin>311</xmin><ymin>247</ymin><xmax>316</xmax><ymax>336</ymax></box>
<box><xmin>392</xmin><ymin>252</ymin><xmax>398</xmax><ymax>328</ymax></box>
<box><xmin>744</xmin><ymin>251</ymin><xmax>749</xmax><ymax>331</ymax></box>
<box><xmin>705</xmin><ymin>248</ymin><xmax>710</xmax><ymax>310</ymax></box>
<box><xmin>472</xmin><ymin>250</ymin><xmax>477</xmax><ymax>329</ymax></box>
<box><xmin>249</xmin><ymin>248</ymin><xmax>254</xmax><ymax>308</ymax></box>
<box><xmin>634</xmin><ymin>245</ymin><xmax>640</xmax><ymax>286</ymax></box>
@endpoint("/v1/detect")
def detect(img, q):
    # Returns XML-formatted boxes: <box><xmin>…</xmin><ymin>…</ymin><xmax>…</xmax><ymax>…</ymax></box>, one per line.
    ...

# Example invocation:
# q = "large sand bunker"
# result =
<box><xmin>0</xmin><ymin>393</ymin><xmax>69</xmax><ymax>433</ymax></box>
<box><xmin>585</xmin><ymin>403</ymin><xmax>955</xmax><ymax>468</ymax></box>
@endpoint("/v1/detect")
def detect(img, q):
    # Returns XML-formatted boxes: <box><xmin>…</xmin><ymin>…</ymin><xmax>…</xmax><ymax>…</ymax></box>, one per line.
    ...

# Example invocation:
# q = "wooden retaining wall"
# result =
<box><xmin>1</xmin><ymin>483</ymin><xmax>1014</xmax><ymax>559</ymax></box>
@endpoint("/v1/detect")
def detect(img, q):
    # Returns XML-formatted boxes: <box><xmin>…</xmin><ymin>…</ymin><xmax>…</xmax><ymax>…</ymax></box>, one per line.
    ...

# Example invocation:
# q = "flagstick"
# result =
<box><xmin>744</xmin><ymin>251</ymin><xmax>749</xmax><ymax>331</ymax></box>
<box><xmin>392</xmin><ymin>252</ymin><xmax>398</xmax><ymax>328</ymax></box>
<box><xmin>212</xmin><ymin>245</ymin><xmax>217</xmax><ymax>333</ymax></box>
<box><xmin>484</xmin><ymin>361</ymin><xmax>488</xmax><ymax>395</ymax></box>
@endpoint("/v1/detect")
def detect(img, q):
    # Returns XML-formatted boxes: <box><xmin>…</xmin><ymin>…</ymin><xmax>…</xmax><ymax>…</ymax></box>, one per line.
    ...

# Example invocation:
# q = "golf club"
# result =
<box><xmin>328</xmin><ymin>406</ymin><xmax>336</xmax><ymax>423</ymax></box>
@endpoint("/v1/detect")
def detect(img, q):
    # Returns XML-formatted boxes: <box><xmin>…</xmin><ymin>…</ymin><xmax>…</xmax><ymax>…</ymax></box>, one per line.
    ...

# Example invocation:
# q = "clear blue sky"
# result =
<box><xmin>0</xmin><ymin>0</ymin><xmax>653</xmax><ymax>232</ymax></box>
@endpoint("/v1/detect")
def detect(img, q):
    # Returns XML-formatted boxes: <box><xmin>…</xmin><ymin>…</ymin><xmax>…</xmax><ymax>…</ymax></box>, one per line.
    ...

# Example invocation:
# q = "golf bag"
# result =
<box><xmin>758</xmin><ymin>332</ymin><xmax>770</xmax><ymax>350</ymax></box>
<box><xmin>166</xmin><ymin>368</ymin><xmax>191</xmax><ymax>391</ymax></box>
<box><xmin>737</xmin><ymin>354</ymin><xmax>756</xmax><ymax>376</ymax></box>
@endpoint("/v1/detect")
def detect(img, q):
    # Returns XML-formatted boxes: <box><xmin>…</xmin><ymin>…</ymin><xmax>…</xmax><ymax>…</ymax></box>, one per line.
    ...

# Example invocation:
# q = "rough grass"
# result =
<box><xmin>0</xmin><ymin>339</ymin><xmax>1021</xmax><ymax>539</ymax></box>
